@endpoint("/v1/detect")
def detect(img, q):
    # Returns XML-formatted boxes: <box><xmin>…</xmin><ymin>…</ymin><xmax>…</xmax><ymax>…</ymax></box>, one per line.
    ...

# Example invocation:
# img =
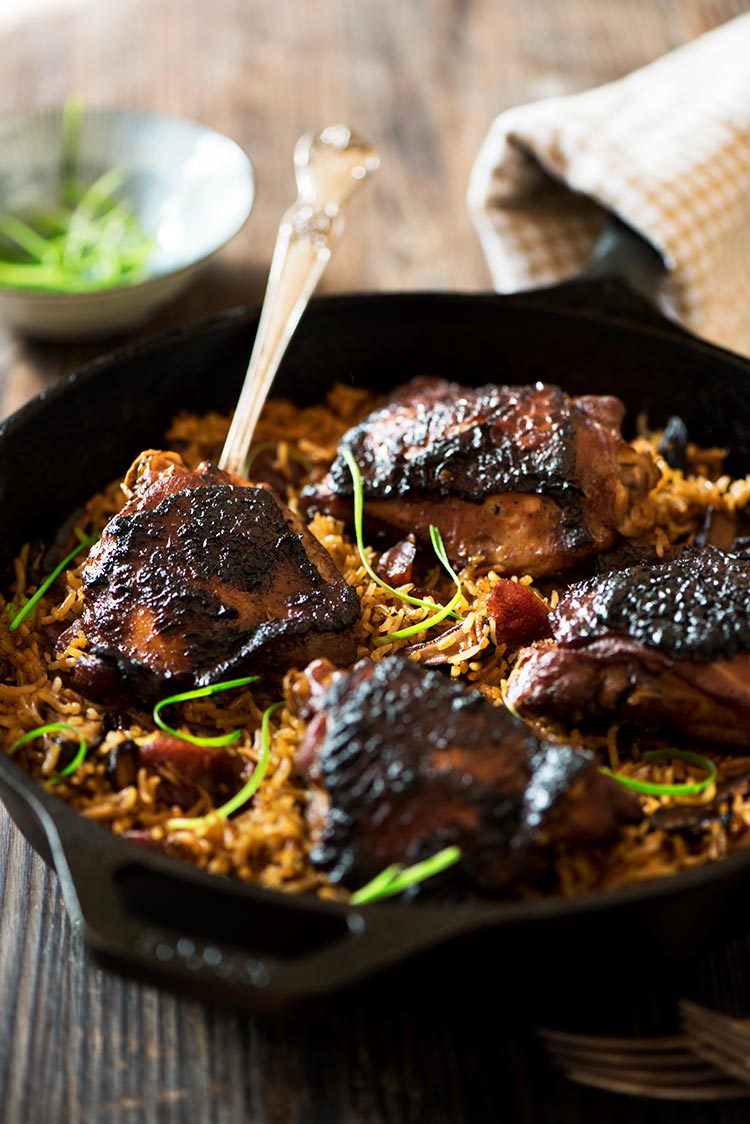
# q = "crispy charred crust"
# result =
<box><xmin>59</xmin><ymin>455</ymin><xmax>360</xmax><ymax>697</ymax></box>
<box><xmin>508</xmin><ymin>548</ymin><xmax>750</xmax><ymax>745</ymax></box>
<box><xmin>328</xmin><ymin>379</ymin><xmax>585</xmax><ymax>509</ymax></box>
<box><xmin>554</xmin><ymin>546</ymin><xmax>750</xmax><ymax>662</ymax></box>
<box><xmin>296</xmin><ymin>657</ymin><xmax>638</xmax><ymax>891</ymax></box>
<box><xmin>301</xmin><ymin>377</ymin><xmax>658</xmax><ymax>577</ymax></box>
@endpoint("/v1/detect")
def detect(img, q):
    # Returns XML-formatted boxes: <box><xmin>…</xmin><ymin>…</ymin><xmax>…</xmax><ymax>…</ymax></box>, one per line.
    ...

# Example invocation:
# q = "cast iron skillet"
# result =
<box><xmin>2</xmin><ymin>236</ymin><xmax>750</xmax><ymax>1015</ymax></box>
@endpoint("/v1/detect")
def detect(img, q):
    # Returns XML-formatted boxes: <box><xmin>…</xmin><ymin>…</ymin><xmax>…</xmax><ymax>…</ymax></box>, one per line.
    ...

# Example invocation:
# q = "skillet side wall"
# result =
<box><xmin>2</xmin><ymin>293</ymin><xmax>750</xmax><ymax>1010</ymax></box>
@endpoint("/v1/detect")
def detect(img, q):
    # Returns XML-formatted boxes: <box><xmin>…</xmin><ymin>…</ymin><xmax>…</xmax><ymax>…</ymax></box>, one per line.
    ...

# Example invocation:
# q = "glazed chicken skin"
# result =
<box><xmin>58</xmin><ymin>451</ymin><xmax>360</xmax><ymax>698</ymax></box>
<box><xmin>301</xmin><ymin>378</ymin><xmax>658</xmax><ymax>578</ymax></box>
<box><xmin>290</xmin><ymin>657</ymin><xmax>639</xmax><ymax>893</ymax></box>
<box><xmin>508</xmin><ymin>546</ymin><xmax>750</xmax><ymax>746</ymax></box>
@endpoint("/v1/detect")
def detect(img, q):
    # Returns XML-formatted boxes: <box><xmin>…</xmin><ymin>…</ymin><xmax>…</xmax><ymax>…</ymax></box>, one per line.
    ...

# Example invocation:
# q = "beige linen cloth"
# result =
<box><xmin>468</xmin><ymin>15</ymin><xmax>750</xmax><ymax>356</ymax></box>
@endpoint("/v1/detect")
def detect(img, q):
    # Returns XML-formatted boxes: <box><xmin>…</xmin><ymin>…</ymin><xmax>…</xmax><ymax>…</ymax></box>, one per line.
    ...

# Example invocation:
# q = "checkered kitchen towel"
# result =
<box><xmin>468</xmin><ymin>15</ymin><xmax>750</xmax><ymax>356</ymax></box>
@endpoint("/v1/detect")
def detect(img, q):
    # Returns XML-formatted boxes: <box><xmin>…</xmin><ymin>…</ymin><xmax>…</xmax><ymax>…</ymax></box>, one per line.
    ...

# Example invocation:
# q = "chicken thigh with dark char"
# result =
<box><xmin>508</xmin><ymin>546</ymin><xmax>750</xmax><ymax>746</ymax></box>
<box><xmin>300</xmin><ymin>377</ymin><xmax>658</xmax><ymax>578</ymax></box>
<box><xmin>58</xmin><ymin>451</ymin><xmax>361</xmax><ymax>698</ymax></box>
<box><xmin>290</xmin><ymin>656</ymin><xmax>640</xmax><ymax>893</ymax></box>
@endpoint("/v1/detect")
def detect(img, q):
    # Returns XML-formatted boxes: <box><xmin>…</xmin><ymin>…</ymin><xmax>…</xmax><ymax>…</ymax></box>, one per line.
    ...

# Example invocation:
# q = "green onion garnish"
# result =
<box><xmin>376</xmin><ymin>526</ymin><xmax>463</xmax><ymax>646</ymax></box>
<box><xmin>167</xmin><ymin>700</ymin><xmax>282</xmax><ymax>829</ymax></box>
<box><xmin>349</xmin><ymin>845</ymin><xmax>462</xmax><ymax>905</ymax></box>
<box><xmin>153</xmin><ymin>675</ymin><xmax>260</xmax><ymax>748</ymax></box>
<box><xmin>213</xmin><ymin>700</ymin><xmax>282</xmax><ymax>817</ymax></box>
<box><xmin>0</xmin><ymin>214</ymin><xmax>56</xmax><ymax>263</ymax></box>
<box><xmin>343</xmin><ymin>447</ymin><xmax>450</xmax><ymax>613</ymax></box>
<box><xmin>7</xmin><ymin>721</ymin><xmax>87</xmax><ymax>784</ymax></box>
<box><xmin>9</xmin><ymin>533</ymin><xmax>98</xmax><ymax>632</ymax></box>
<box><xmin>341</xmin><ymin>447</ymin><xmax>464</xmax><ymax>644</ymax></box>
<box><xmin>0</xmin><ymin>187</ymin><xmax>155</xmax><ymax>292</ymax></box>
<box><xmin>61</xmin><ymin>94</ymin><xmax>84</xmax><ymax>203</ymax></box>
<box><xmin>0</xmin><ymin>99</ymin><xmax>155</xmax><ymax>294</ymax></box>
<box><xmin>601</xmin><ymin>748</ymin><xmax>717</xmax><ymax>797</ymax></box>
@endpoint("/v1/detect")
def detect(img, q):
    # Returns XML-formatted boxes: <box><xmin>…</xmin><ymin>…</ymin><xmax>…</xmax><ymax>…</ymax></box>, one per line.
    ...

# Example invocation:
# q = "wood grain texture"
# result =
<box><xmin>2</xmin><ymin>2</ymin><xmax>750</xmax><ymax>1121</ymax></box>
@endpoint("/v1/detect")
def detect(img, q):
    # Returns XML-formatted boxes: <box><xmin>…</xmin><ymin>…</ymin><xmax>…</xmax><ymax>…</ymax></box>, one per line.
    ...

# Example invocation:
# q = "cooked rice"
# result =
<box><xmin>3</xmin><ymin>383</ymin><xmax>750</xmax><ymax>902</ymax></box>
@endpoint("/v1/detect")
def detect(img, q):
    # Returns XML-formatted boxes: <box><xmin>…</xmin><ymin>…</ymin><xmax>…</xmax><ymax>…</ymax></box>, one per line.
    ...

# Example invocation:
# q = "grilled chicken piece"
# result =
<box><xmin>507</xmin><ymin>546</ymin><xmax>750</xmax><ymax>746</ymax></box>
<box><xmin>59</xmin><ymin>451</ymin><xmax>360</xmax><ymax>698</ymax></box>
<box><xmin>301</xmin><ymin>378</ymin><xmax>658</xmax><ymax>578</ymax></box>
<box><xmin>291</xmin><ymin>657</ymin><xmax>639</xmax><ymax>892</ymax></box>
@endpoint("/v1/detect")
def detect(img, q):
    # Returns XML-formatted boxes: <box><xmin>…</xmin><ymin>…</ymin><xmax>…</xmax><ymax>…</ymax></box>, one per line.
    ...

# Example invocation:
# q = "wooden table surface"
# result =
<box><xmin>2</xmin><ymin>2</ymin><xmax>750</xmax><ymax>1121</ymax></box>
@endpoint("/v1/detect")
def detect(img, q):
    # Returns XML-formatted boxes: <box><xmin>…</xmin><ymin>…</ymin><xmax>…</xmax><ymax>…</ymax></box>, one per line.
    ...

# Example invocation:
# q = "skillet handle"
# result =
<box><xmin>49</xmin><ymin>820</ymin><xmax>479</xmax><ymax>1015</ymax></box>
<box><xmin>579</xmin><ymin>216</ymin><xmax>666</xmax><ymax>305</ymax></box>
<box><xmin>530</xmin><ymin>215</ymin><xmax>688</xmax><ymax>335</ymax></box>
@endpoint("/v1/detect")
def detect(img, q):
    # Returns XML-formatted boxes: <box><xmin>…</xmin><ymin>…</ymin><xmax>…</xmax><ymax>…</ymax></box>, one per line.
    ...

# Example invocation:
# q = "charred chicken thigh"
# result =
<box><xmin>301</xmin><ymin>378</ymin><xmax>658</xmax><ymax>577</ymax></box>
<box><xmin>58</xmin><ymin>451</ymin><xmax>360</xmax><ymax>698</ymax></box>
<box><xmin>508</xmin><ymin>546</ymin><xmax>750</xmax><ymax>746</ymax></box>
<box><xmin>291</xmin><ymin>656</ymin><xmax>639</xmax><ymax>892</ymax></box>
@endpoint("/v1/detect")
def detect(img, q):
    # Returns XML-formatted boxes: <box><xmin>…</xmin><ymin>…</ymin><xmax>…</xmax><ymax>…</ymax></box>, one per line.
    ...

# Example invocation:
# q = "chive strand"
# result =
<box><xmin>601</xmin><ymin>748</ymin><xmax>717</xmax><ymax>797</ymax></box>
<box><xmin>55</xmin><ymin>740</ymin><xmax>88</xmax><ymax>781</ymax></box>
<box><xmin>214</xmin><ymin>701</ymin><xmax>283</xmax><ymax>818</ymax></box>
<box><xmin>167</xmin><ymin>700</ymin><xmax>282</xmax><ymax>830</ymax></box>
<box><xmin>152</xmin><ymin>675</ymin><xmax>260</xmax><ymax>748</ymax></box>
<box><xmin>342</xmin><ymin>448</ymin><xmax>465</xmax><ymax>643</ymax></box>
<box><xmin>349</xmin><ymin>846</ymin><xmax>462</xmax><ymax>905</ymax></box>
<box><xmin>342</xmin><ymin>447</ymin><xmax>454</xmax><ymax>614</ymax></box>
<box><xmin>0</xmin><ymin>213</ymin><xmax>58</xmax><ymax>263</ymax></box>
<box><xmin>375</xmin><ymin>525</ymin><xmax>463</xmax><ymax>645</ymax></box>
<box><xmin>348</xmin><ymin>864</ymin><xmax>402</xmax><ymax>903</ymax></box>
<box><xmin>7</xmin><ymin>721</ymin><xmax>87</xmax><ymax>784</ymax></box>
<box><xmin>1</xmin><ymin>99</ymin><xmax>154</xmax><ymax>294</ymax></box>
<box><xmin>9</xmin><ymin>532</ymin><xmax>98</xmax><ymax>632</ymax></box>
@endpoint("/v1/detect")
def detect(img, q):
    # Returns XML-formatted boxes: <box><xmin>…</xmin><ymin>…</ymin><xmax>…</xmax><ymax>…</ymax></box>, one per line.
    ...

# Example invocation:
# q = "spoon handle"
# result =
<box><xmin>219</xmin><ymin>126</ymin><xmax>379</xmax><ymax>477</ymax></box>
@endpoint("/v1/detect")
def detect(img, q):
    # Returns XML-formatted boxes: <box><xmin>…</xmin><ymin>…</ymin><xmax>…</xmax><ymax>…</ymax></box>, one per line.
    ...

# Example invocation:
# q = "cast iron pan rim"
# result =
<box><xmin>2</xmin><ymin>288</ymin><xmax>749</xmax><ymax>446</ymax></box>
<box><xmin>3</xmin><ymin>287</ymin><xmax>750</xmax><ymax>932</ymax></box>
<box><xmin>4</xmin><ymin>285</ymin><xmax>750</xmax><ymax>989</ymax></box>
<box><xmin>0</xmin><ymin>304</ymin><xmax>249</xmax><ymax>443</ymax></box>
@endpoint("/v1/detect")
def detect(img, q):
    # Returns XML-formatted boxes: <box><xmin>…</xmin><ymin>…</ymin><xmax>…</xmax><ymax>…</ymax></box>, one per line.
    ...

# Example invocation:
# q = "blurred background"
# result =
<box><xmin>1</xmin><ymin>0</ymin><xmax>746</xmax><ymax>418</ymax></box>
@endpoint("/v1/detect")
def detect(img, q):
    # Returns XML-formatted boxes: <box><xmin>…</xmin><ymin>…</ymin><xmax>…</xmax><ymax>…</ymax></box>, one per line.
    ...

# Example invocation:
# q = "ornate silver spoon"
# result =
<box><xmin>219</xmin><ymin>124</ymin><xmax>379</xmax><ymax>477</ymax></box>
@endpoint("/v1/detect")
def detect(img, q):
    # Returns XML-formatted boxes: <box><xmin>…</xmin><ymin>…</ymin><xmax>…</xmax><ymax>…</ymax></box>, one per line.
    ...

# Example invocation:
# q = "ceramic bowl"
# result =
<box><xmin>0</xmin><ymin>107</ymin><xmax>254</xmax><ymax>339</ymax></box>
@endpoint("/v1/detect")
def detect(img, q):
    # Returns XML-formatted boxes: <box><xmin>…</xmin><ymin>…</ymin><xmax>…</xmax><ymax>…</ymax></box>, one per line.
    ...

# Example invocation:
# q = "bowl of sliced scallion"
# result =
<box><xmin>0</xmin><ymin>101</ymin><xmax>254</xmax><ymax>338</ymax></box>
